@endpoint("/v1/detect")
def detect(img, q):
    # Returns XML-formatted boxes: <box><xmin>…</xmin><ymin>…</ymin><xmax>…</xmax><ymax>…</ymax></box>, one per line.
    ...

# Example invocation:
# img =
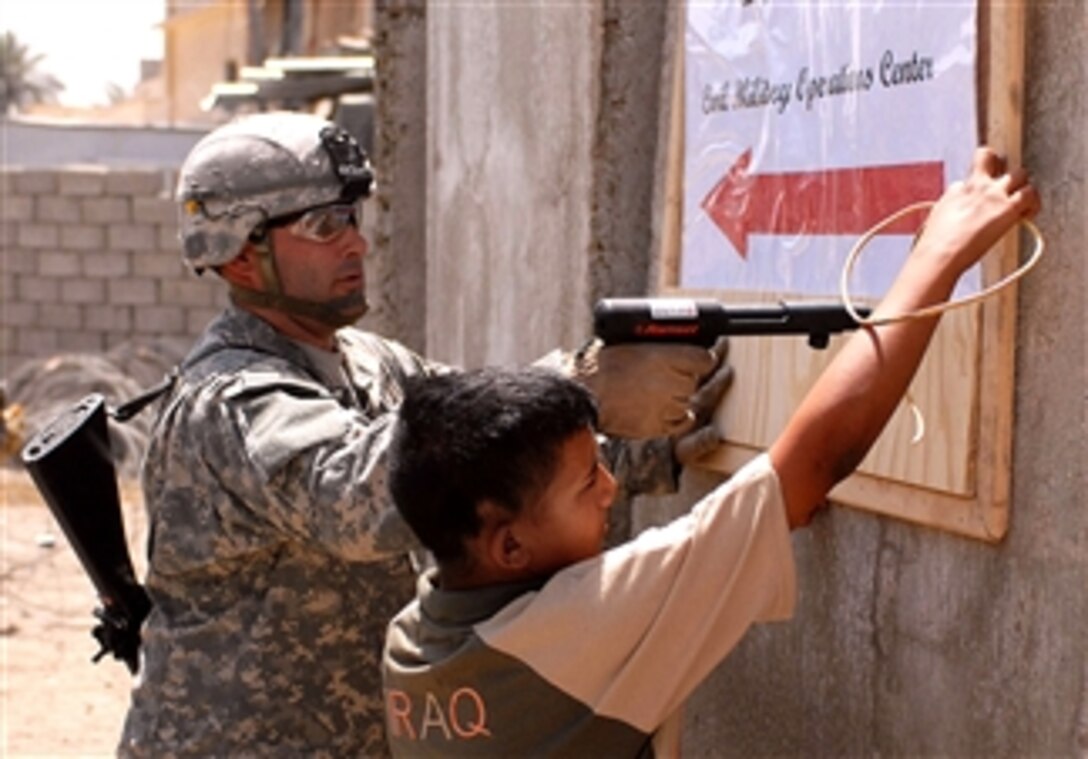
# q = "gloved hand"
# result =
<box><xmin>672</xmin><ymin>337</ymin><xmax>733</xmax><ymax>468</ymax></box>
<box><xmin>570</xmin><ymin>337</ymin><xmax>732</xmax><ymax>440</ymax></box>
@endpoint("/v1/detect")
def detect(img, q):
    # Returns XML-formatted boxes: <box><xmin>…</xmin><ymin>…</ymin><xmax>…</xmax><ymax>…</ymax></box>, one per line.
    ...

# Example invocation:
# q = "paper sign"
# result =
<box><xmin>682</xmin><ymin>1</ymin><xmax>978</xmax><ymax>299</ymax></box>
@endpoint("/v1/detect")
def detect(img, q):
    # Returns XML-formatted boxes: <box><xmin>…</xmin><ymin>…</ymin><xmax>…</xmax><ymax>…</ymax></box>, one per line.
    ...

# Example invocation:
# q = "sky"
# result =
<box><xmin>1</xmin><ymin>0</ymin><xmax>165</xmax><ymax>107</ymax></box>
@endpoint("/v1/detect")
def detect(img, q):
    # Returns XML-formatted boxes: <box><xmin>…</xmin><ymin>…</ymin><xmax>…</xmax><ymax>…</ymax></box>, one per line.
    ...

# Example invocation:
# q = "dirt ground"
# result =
<box><xmin>1</xmin><ymin>467</ymin><xmax>146</xmax><ymax>757</ymax></box>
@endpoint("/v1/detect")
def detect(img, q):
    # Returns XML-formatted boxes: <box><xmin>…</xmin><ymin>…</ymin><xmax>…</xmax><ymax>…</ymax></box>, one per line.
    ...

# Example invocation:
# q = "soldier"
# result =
<box><xmin>118</xmin><ymin>111</ymin><xmax>732</xmax><ymax>757</ymax></box>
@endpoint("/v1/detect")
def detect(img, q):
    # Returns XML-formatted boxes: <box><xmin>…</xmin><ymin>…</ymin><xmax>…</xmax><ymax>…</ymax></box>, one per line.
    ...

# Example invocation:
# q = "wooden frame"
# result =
<box><xmin>657</xmin><ymin>1</ymin><xmax>1026</xmax><ymax>542</ymax></box>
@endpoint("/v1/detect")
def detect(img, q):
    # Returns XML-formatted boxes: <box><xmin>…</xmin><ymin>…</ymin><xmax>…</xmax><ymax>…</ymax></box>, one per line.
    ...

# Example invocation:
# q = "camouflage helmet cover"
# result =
<box><xmin>177</xmin><ymin>111</ymin><xmax>373</xmax><ymax>270</ymax></box>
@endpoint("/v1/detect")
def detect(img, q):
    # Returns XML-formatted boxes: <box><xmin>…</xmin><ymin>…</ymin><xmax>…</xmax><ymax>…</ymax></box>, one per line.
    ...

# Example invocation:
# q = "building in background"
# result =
<box><xmin>162</xmin><ymin>0</ymin><xmax>374</xmax><ymax>127</ymax></box>
<box><xmin>16</xmin><ymin>0</ymin><xmax>374</xmax><ymax>130</ymax></box>
<box><xmin>7</xmin><ymin>1</ymin><xmax>376</xmax><ymax>168</ymax></box>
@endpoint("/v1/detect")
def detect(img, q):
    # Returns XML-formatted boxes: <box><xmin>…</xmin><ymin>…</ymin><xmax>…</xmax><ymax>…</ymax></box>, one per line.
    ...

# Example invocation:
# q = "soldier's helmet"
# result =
<box><xmin>176</xmin><ymin>111</ymin><xmax>374</xmax><ymax>271</ymax></box>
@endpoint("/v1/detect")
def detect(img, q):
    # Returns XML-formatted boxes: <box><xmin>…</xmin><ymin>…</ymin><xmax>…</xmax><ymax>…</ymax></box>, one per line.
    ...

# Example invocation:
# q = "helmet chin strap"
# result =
<box><xmin>229</xmin><ymin>233</ymin><xmax>368</xmax><ymax>330</ymax></box>
<box><xmin>229</xmin><ymin>285</ymin><xmax>367</xmax><ymax>329</ymax></box>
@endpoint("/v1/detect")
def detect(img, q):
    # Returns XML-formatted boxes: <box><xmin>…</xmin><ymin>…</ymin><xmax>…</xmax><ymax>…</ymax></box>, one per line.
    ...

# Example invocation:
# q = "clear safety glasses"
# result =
<box><xmin>273</xmin><ymin>203</ymin><xmax>360</xmax><ymax>243</ymax></box>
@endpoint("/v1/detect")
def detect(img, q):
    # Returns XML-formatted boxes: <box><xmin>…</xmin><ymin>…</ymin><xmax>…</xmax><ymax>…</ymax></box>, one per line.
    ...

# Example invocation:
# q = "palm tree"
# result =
<box><xmin>0</xmin><ymin>30</ymin><xmax>64</xmax><ymax>114</ymax></box>
<box><xmin>105</xmin><ymin>81</ymin><xmax>129</xmax><ymax>105</ymax></box>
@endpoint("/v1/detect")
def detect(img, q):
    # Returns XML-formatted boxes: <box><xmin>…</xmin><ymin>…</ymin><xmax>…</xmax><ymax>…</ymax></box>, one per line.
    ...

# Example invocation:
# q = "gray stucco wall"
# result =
<box><xmin>424</xmin><ymin>2</ymin><xmax>602</xmax><ymax>366</ymax></box>
<box><xmin>408</xmin><ymin>1</ymin><xmax>1086</xmax><ymax>755</ymax></box>
<box><xmin>370</xmin><ymin>0</ymin><xmax>428</xmax><ymax>354</ymax></box>
<box><xmin>376</xmin><ymin>1</ymin><xmax>668</xmax><ymax>364</ymax></box>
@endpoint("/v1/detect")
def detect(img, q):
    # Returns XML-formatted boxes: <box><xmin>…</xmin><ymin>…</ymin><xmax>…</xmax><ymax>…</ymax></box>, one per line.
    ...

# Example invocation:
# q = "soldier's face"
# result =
<box><xmin>269</xmin><ymin>221</ymin><xmax>369</xmax><ymax>323</ymax></box>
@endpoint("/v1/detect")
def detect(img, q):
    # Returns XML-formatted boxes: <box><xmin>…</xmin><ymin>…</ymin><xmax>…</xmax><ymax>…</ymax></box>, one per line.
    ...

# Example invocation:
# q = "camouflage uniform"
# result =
<box><xmin>118</xmin><ymin>305</ymin><xmax>442</xmax><ymax>758</ymax></box>
<box><xmin>118</xmin><ymin>304</ymin><xmax>681</xmax><ymax>758</ymax></box>
<box><xmin>118</xmin><ymin>111</ymin><xmax>683</xmax><ymax>757</ymax></box>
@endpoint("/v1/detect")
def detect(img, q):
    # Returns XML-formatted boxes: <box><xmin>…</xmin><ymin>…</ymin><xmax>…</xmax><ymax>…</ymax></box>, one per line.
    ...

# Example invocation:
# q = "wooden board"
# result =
<box><xmin>658</xmin><ymin>1</ymin><xmax>1025</xmax><ymax>542</ymax></box>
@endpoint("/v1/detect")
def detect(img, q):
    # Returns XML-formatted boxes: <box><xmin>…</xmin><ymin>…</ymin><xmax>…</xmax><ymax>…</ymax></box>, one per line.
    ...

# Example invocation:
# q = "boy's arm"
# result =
<box><xmin>770</xmin><ymin>148</ymin><xmax>1040</xmax><ymax>528</ymax></box>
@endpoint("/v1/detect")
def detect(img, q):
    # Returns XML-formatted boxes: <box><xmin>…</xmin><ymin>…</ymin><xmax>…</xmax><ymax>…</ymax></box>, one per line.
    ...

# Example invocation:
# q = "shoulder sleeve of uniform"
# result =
<box><xmin>337</xmin><ymin>330</ymin><xmax>453</xmax><ymax>416</ymax></box>
<box><xmin>221</xmin><ymin>369</ymin><xmax>350</xmax><ymax>479</ymax></box>
<box><xmin>339</xmin><ymin>329</ymin><xmax>450</xmax><ymax>379</ymax></box>
<box><xmin>192</xmin><ymin>366</ymin><xmax>415</xmax><ymax>560</ymax></box>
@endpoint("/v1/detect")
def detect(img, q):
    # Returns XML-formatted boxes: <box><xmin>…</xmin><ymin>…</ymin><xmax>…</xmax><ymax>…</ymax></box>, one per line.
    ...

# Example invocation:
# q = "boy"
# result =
<box><xmin>381</xmin><ymin>148</ymin><xmax>1039</xmax><ymax>756</ymax></box>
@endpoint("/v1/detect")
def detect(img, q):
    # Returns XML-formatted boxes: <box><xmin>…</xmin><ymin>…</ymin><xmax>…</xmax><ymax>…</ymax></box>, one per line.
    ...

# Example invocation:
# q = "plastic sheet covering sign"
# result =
<box><xmin>673</xmin><ymin>0</ymin><xmax>1022</xmax><ymax>541</ymax></box>
<box><xmin>682</xmin><ymin>1</ymin><xmax>979</xmax><ymax>299</ymax></box>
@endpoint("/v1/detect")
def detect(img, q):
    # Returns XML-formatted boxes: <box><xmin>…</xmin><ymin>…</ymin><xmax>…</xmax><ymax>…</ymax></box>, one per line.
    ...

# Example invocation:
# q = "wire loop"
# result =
<box><xmin>840</xmin><ymin>201</ymin><xmax>1045</xmax><ymax>327</ymax></box>
<box><xmin>839</xmin><ymin>201</ymin><xmax>1044</xmax><ymax>444</ymax></box>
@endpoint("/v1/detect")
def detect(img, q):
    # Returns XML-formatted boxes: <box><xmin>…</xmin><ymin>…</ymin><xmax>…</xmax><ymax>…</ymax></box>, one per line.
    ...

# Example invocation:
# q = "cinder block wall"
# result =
<box><xmin>0</xmin><ymin>167</ymin><xmax>228</xmax><ymax>377</ymax></box>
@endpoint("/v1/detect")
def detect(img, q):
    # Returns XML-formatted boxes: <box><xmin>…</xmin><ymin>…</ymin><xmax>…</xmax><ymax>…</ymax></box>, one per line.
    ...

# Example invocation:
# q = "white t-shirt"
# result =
<box><xmin>383</xmin><ymin>453</ymin><xmax>797</xmax><ymax>757</ymax></box>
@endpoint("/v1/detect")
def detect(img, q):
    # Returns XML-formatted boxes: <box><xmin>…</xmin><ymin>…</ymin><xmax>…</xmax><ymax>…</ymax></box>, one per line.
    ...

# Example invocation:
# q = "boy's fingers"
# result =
<box><xmin>975</xmin><ymin>146</ymin><xmax>1006</xmax><ymax>176</ymax></box>
<box><xmin>1003</xmin><ymin>166</ymin><xmax>1029</xmax><ymax>193</ymax></box>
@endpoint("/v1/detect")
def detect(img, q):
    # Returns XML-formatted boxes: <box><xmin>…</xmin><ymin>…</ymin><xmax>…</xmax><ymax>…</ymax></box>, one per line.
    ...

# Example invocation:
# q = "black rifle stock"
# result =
<box><xmin>593</xmin><ymin>298</ymin><xmax>871</xmax><ymax>349</ymax></box>
<box><xmin>21</xmin><ymin>393</ymin><xmax>151</xmax><ymax>674</ymax></box>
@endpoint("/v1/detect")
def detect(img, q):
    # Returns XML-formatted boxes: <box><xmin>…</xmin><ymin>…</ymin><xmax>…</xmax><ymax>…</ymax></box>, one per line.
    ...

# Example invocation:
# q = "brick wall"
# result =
<box><xmin>0</xmin><ymin>166</ymin><xmax>228</xmax><ymax>377</ymax></box>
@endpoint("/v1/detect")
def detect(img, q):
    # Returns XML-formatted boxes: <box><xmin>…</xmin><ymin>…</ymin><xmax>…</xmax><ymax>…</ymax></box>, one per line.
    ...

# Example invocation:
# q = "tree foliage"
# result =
<box><xmin>0</xmin><ymin>30</ymin><xmax>65</xmax><ymax>114</ymax></box>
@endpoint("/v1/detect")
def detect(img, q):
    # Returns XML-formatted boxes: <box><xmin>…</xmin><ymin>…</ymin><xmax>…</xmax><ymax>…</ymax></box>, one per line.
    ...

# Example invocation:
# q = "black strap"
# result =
<box><xmin>229</xmin><ymin>284</ymin><xmax>366</xmax><ymax>328</ymax></box>
<box><xmin>110</xmin><ymin>369</ymin><xmax>179</xmax><ymax>422</ymax></box>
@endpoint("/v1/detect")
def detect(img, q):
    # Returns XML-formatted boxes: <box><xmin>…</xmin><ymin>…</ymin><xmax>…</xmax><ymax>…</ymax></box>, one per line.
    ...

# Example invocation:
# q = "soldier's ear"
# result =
<box><xmin>218</xmin><ymin>245</ymin><xmax>262</xmax><ymax>288</ymax></box>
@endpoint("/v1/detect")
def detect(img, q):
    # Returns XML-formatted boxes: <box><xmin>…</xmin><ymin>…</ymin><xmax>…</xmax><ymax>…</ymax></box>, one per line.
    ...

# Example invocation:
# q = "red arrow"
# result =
<box><xmin>700</xmin><ymin>149</ymin><xmax>945</xmax><ymax>258</ymax></box>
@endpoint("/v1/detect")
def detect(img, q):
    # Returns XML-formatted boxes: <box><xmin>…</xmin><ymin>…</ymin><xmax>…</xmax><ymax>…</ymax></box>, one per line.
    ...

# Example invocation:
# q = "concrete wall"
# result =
<box><xmin>412</xmin><ymin>1</ymin><xmax>1086</xmax><ymax>755</ymax></box>
<box><xmin>0</xmin><ymin>167</ymin><xmax>227</xmax><ymax>377</ymax></box>
<box><xmin>0</xmin><ymin>119</ymin><xmax>208</xmax><ymax>169</ymax></box>
<box><xmin>419</xmin><ymin>1</ymin><xmax>670</xmax><ymax>366</ymax></box>
<box><xmin>163</xmin><ymin>1</ymin><xmax>250</xmax><ymax>126</ymax></box>
<box><xmin>369</xmin><ymin>0</ymin><xmax>428</xmax><ymax>353</ymax></box>
<box><xmin>667</xmin><ymin>7</ymin><xmax>1086</xmax><ymax>755</ymax></box>
<box><xmin>424</xmin><ymin>2</ymin><xmax>602</xmax><ymax>367</ymax></box>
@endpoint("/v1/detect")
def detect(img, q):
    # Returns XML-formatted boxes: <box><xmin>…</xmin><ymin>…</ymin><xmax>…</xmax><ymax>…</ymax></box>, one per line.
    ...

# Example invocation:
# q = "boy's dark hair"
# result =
<box><xmin>389</xmin><ymin>367</ymin><xmax>598</xmax><ymax>568</ymax></box>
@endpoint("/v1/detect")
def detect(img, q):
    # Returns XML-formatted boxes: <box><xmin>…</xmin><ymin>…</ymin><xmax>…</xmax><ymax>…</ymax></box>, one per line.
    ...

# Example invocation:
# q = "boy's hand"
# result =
<box><xmin>914</xmin><ymin>148</ymin><xmax>1041</xmax><ymax>281</ymax></box>
<box><xmin>770</xmin><ymin>146</ymin><xmax>1040</xmax><ymax>528</ymax></box>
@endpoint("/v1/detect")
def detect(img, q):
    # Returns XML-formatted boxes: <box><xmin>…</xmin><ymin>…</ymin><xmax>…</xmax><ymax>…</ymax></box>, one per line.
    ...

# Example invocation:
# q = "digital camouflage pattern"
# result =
<box><xmin>118</xmin><ymin>305</ymin><xmax>443</xmax><ymax>758</ymax></box>
<box><xmin>118</xmin><ymin>305</ymin><xmax>680</xmax><ymax>758</ymax></box>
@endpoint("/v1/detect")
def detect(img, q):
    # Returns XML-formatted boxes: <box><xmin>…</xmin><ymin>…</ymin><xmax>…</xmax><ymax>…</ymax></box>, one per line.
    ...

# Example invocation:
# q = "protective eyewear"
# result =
<box><xmin>274</xmin><ymin>204</ymin><xmax>360</xmax><ymax>243</ymax></box>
